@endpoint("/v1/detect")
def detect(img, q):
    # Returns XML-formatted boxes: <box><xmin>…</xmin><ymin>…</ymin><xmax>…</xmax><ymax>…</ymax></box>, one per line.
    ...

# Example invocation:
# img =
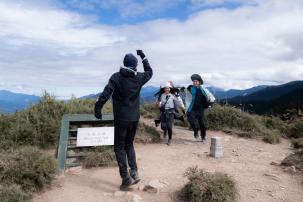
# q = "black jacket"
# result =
<box><xmin>95</xmin><ymin>59</ymin><xmax>153</xmax><ymax>121</ymax></box>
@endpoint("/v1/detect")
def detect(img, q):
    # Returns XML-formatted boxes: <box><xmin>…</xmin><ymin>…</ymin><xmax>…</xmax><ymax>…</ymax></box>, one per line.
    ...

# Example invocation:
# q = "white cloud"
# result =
<box><xmin>0</xmin><ymin>0</ymin><xmax>303</xmax><ymax>98</ymax></box>
<box><xmin>0</xmin><ymin>2</ymin><xmax>124</xmax><ymax>50</ymax></box>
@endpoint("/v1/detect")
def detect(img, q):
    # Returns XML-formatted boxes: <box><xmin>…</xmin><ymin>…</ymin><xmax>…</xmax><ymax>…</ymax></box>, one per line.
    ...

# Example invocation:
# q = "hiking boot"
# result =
<box><xmin>167</xmin><ymin>139</ymin><xmax>171</xmax><ymax>146</ymax></box>
<box><xmin>120</xmin><ymin>177</ymin><xmax>135</xmax><ymax>191</ymax></box>
<box><xmin>129</xmin><ymin>170</ymin><xmax>141</xmax><ymax>184</ymax></box>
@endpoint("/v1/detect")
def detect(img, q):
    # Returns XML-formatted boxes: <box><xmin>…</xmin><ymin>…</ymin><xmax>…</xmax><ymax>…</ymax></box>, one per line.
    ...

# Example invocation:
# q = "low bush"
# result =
<box><xmin>82</xmin><ymin>146</ymin><xmax>116</xmax><ymax>168</ymax></box>
<box><xmin>281</xmin><ymin>150</ymin><xmax>303</xmax><ymax>172</ymax></box>
<box><xmin>291</xmin><ymin>138</ymin><xmax>303</xmax><ymax>149</ymax></box>
<box><xmin>140</xmin><ymin>103</ymin><xmax>158</xmax><ymax>119</ymax></box>
<box><xmin>205</xmin><ymin>105</ymin><xmax>257</xmax><ymax>132</ymax></box>
<box><xmin>0</xmin><ymin>184</ymin><xmax>31</xmax><ymax>202</ymax></box>
<box><xmin>136</xmin><ymin>122</ymin><xmax>161</xmax><ymax>143</ymax></box>
<box><xmin>180</xmin><ymin>166</ymin><xmax>236</xmax><ymax>202</ymax></box>
<box><xmin>262</xmin><ymin>132</ymin><xmax>281</xmax><ymax>144</ymax></box>
<box><xmin>286</xmin><ymin>119</ymin><xmax>303</xmax><ymax>139</ymax></box>
<box><xmin>0</xmin><ymin>146</ymin><xmax>57</xmax><ymax>192</ymax></box>
<box><xmin>0</xmin><ymin>93</ymin><xmax>113</xmax><ymax>149</ymax></box>
<box><xmin>205</xmin><ymin>105</ymin><xmax>281</xmax><ymax>143</ymax></box>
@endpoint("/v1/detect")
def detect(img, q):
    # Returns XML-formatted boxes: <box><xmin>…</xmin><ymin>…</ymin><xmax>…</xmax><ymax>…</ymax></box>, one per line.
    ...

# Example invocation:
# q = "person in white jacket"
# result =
<box><xmin>156</xmin><ymin>81</ymin><xmax>185</xmax><ymax>145</ymax></box>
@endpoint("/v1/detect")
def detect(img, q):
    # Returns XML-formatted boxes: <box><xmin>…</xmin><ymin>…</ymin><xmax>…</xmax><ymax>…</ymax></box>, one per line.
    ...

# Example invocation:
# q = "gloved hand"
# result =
<box><xmin>136</xmin><ymin>50</ymin><xmax>145</xmax><ymax>60</ymax></box>
<box><xmin>94</xmin><ymin>111</ymin><xmax>102</xmax><ymax>119</ymax></box>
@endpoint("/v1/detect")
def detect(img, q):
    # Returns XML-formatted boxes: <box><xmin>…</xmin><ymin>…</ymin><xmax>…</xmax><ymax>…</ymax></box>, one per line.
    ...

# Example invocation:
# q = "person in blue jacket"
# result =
<box><xmin>94</xmin><ymin>50</ymin><xmax>152</xmax><ymax>190</ymax></box>
<box><xmin>187</xmin><ymin>74</ymin><xmax>209</xmax><ymax>143</ymax></box>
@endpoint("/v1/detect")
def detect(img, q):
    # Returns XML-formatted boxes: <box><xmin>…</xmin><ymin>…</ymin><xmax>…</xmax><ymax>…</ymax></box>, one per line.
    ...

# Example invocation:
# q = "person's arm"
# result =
<box><xmin>174</xmin><ymin>95</ymin><xmax>185</xmax><ymax>110</ymax></box>
<box><xmin>94</xmin><ymin>75</ymin><xmax>117</xmax><ymax>119</ymax></box>
<box><xmin>137</xmin><ymin>50</ymin><xmax>153</xmax><ymax>85</ymax></box>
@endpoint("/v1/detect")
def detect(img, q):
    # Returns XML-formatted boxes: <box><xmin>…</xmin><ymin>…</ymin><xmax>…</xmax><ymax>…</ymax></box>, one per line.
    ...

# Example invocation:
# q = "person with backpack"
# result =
<box><xmin>94</xmin><ymin>50</ymin><xmax>152</xmax><ymax>190</ymax></box>
<box><xmin>156</xmin><ymin>81</ymin><xmax>185</xmax><ymax>145</ymax></box>
<box><xmin>186</xmin><ymin>74</ymin><xmax>215</xmax><ymax>143</ymax></box>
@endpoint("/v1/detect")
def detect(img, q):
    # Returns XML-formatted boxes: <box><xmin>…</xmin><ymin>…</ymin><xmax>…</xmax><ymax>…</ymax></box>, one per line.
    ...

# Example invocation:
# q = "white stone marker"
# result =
<box><xmin>210</xmin><ymin>136</ymin><xmax>223</xmax><ymax>158</ymax></box>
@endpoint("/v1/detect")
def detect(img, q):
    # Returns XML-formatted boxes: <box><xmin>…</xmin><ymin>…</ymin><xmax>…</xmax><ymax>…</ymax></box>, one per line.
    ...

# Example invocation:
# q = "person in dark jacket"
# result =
<box><xmin>94</xmin><ymin>50</ymin><xmax>152</xmax><ymax>190</ymax></box>
<box><xmin>187</xmin><ymin>74</ymin><xmax>208</xmax><ymax>143</ymax></box>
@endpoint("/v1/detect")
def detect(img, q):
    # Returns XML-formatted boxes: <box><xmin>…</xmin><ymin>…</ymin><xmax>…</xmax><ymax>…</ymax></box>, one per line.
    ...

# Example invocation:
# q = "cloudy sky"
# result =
<box><xmin>1</xmin><ymin>0</ymin><xmax>303</xmax><ymax>98</ymax></box>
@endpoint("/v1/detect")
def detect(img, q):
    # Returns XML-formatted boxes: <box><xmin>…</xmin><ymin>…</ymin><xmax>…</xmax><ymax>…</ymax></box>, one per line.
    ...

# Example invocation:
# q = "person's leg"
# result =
<box><xmin>187</xmin><ymin>111</ymin><xmax>199</xmax><ymax>138</ymax></box>
<box><xmin>197</xmin><ymin>110</ymin><xmax>207</xmax><ymax>142</ymax></box>
<box><xmin>125</xmin><ymin>121</ymin><xmax>139</xmax><ymax>182</ymax></box>
<box><xmin>166</xmin><ymin>113</ymin><xmax>174</xmax><ymax>145</ymax></box>
<box><xmin>160</xmin><ymin>112</ymin><xmax>167</xmax><ymax>138</ymax></box>
<box><xmin>114</xmin><ymin>120</ymin><xmax>134</xmax><ymax>189</ymax></box>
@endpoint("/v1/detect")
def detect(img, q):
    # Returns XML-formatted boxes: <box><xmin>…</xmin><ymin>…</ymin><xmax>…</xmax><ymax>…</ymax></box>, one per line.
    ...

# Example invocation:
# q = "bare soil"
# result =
<box><xmin>34</xmin><ymin>119</ymin><xmax>303</xmax><ymax>202</ymax></box>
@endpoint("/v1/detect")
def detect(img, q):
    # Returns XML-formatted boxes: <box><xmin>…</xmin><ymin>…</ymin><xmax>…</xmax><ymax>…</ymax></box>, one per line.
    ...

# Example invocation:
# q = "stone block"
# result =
<box><xmin>210</xmin><ymin>136</ymin><xmax>223</xmax><ymax>158</ymax></box>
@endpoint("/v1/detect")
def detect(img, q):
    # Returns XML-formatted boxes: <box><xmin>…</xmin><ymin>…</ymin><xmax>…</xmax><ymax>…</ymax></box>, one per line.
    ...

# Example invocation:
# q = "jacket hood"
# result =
<box><xmin>120</xmin><ymin>66</ymin><xmax>137</xmax><ymax>77</ymax></box>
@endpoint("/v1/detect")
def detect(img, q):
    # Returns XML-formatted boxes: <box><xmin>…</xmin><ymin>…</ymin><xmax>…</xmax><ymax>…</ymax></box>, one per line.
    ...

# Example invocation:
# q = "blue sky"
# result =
<box><xmin>58</xmin><ymin>0</ymin><xmax>189</xmax><ymax>25</ymax></box>
<box><xmin>57</xmin><ymin>0</ymin><xmax>248</xmax><ymax>25</ymax></box>
<box><xmin>0</xmin><ymin>0</ymin><xmax>303</xmax><ymax>98</ymax></box>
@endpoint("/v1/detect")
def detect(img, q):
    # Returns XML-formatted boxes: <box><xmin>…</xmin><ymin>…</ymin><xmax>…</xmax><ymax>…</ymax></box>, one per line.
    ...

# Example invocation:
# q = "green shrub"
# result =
<box><xmin>287</xmin><ymin>119</ymin><xmax>303</xmax><ymax>139</ymax></box>
<box><xmin>136</xmin><ymin>122</ymin><xmax>161</xmax><ymax>143</ymax></box>
<box><xmin>258</xmin><ymin>116</ymin><xmax>288</xmax><ymax>134</ymax></box>
<box><xmin>0</xmin><ymin>92</ymin><xmax>113</xmax><ymax>149</ymax></box>
<box><xmin>140</xmin><ymin>103</ymin><xmax>158</xmax><ymax>119</ymax></box>
<box><xmin>262</xmin><ymin>132</ymin><xmax>281</xmax><ymax>144</ymax></box>
<box><xmin>0</xmin><ymin>184</ymin><xmax>31</xmax><ymax>202</ymax></box>
<box><xmin>205</xmin><ymin>105</ymin><xmax>258</xmax><ymax>132</ymax></box>
<box><xmin>180</xmin><ymin>166</ymin><xmax>236</xmax><ymax>202</ymax></box>
<box><xmin>281</xmin><ymin>150</ymin><xmax>303</xmax><ymax>171</ymax></box>
<box><xmin>291</xmin><ymin>138</ymin><xmax>303</xmax><ymax>149</ymax></box>
<box><xmin>204</xmin><ymin>105</ymin><xmax>281</xmax><ymax>143</ymax></box>
<box><xmin>82</xmin><ymin>147</ymin><xmax>116</xmax><ymax>168</ymax></box>
<box><xmin>0</xmin><ymin>146</ymin><xmax>57</xmax><ymax>192</ymax></box>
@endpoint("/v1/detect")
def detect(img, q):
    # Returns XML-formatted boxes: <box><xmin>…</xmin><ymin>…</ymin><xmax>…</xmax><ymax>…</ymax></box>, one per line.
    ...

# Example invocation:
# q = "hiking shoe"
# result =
<box><xmin>202</xmin><ymin>138</ymin><xmax>207</xmax><ymax>144</ymax></box>
<box><xmin>129</xmin><ymin>170</ymin><xmax>141</xmax><ymax>184</ymax></box>
<box><xmin>120</xmin><ymin>177</ymin><xmax>135</xmax><ymax>191</ymax></box>
<box><xmin>194</xmin><ymin>131</ymin><xmax>198</xmax><ymax>139</ymax></box>
<box><xmin>167</xmin><ymin>139</ymin><xmax>171</xmax><ymax>146</ymax></box>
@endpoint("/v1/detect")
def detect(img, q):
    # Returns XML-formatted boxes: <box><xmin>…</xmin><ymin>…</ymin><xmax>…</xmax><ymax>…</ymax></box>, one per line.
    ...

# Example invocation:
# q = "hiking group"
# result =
<box><xmin>94</xmin><ymin>50</ymin><xmax>215</xmax><ymax>190</ymax></box>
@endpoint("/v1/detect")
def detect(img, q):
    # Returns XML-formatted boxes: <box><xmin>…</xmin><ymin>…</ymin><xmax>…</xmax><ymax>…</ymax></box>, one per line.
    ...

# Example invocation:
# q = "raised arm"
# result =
<box><xmin>137</xmin><ymin>50</ymin><xmax>153</xmax><ymax>85</ymax></box>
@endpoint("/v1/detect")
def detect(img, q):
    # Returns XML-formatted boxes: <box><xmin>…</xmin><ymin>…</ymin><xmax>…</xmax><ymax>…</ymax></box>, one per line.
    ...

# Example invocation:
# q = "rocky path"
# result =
<box><xmin>34</xmin><ymin>119</ymin><xmax>303</xmax><ymax>202</ymax></box>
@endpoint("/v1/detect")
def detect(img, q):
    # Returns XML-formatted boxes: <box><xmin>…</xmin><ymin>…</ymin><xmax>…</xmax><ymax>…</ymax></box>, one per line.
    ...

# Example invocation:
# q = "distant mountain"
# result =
<box><xmin>0</xmin><ymin>90</ymin><xmax>40</xmax><ymax>113</ymax></box>
<box><xmin>81</xmin><ymin>85</ymin><xmax>268</xmax><ymax>103</ymax></box>
<box><xmin>80</xmin><ymin>93</ymin><xmax>100</xmax><ymax>100</ymax></box>
<box><xmin>226</xmin><ymin>81</ymin><xmax>303</xmax><ymax>116</ymax></box>
<box><xmin>208</xmin><ymin>85</ymin><xmax>268</xmax><ymax>101</ymax></box>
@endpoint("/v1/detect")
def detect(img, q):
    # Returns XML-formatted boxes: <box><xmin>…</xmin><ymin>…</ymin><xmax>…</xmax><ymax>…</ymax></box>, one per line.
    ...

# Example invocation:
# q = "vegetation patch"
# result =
<box><xmin>286</xmin><ymin>119</ymin><xmax>303</xmax><ymax>139</ymax></box>
<box><xmin>204</xmin><ymin>105</ymin><xmax>282</xmax><ymax>144</ymax></box>
<box><xmin>140</xmin><ymin>103</ymin><xmax>158</xmax><ymax>119</ymax></box>
<box><xmin>0</xmin><ymin>184</ymin><xmax>31</xmax><ymax>202</ymax></box>
<box><xmin>136</xmin><ymin>122</ymin><xmax>161</xmax><ymax>143</ymax></box>
<box><xmin>291</xmin><ymin>138</ymin><xmax>303</xmax><ymax>149</ymax></box>
<box><xmin>180</xmin><ymin>166</ymin><xmax>237</xmax><ymax>202</ymax></box>
<box><xmin>0</xmin><ymin>146</ymin><xmax>57</xmax><ymax>192</ymax></box>
<box><xmin>82</xmin><ymin>146</ymin><xmax>116</xmax><ymax>168</ymax></box>
<box><xmin>281</xmin><ymin>150</ymin><xmax>303</xmax><ymax>172</ymax></box>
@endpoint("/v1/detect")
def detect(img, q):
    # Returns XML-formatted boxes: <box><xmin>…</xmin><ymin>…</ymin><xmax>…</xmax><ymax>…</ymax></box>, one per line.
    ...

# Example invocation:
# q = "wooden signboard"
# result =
<box><xmin>57</xmin><ymin>114</ymin><xmax>114</xmax><ymax>173</ymax></box>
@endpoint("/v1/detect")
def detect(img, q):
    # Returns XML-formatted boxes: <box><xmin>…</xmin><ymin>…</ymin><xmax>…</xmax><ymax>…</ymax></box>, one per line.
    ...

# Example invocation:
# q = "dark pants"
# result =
<box><xmin>114</xmin><ymin>120</ymin><xmax>138</xmax><ymax>179</ymax></box>
<box><xmin>187</xmin><ymin>110</ymin><xmax>206</xmax><ymax>139</ymax></box>
<box><xmin>160</xmin><ymin>109</ymin><xmax>174</xmax><ymax>140</ymax></box>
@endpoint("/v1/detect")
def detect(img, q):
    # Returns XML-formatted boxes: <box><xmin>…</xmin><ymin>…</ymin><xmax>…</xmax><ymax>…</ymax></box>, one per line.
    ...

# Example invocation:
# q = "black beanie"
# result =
<box><xmin>123</xmin><ymin>53</ymin><xmax>138</xmax><ymax>70</ymax></box>
<box><xmin>190</xmin><ymin>74</ymin><xmax>203</xmax><ymax>84</ymax></box>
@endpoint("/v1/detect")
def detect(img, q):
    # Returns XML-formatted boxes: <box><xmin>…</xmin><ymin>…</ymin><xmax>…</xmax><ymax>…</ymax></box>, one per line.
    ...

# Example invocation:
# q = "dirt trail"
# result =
<box><xmin>34</xmin><ymin>119</ymin><xmax>303</xmax><ymax>202</ymax></box>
